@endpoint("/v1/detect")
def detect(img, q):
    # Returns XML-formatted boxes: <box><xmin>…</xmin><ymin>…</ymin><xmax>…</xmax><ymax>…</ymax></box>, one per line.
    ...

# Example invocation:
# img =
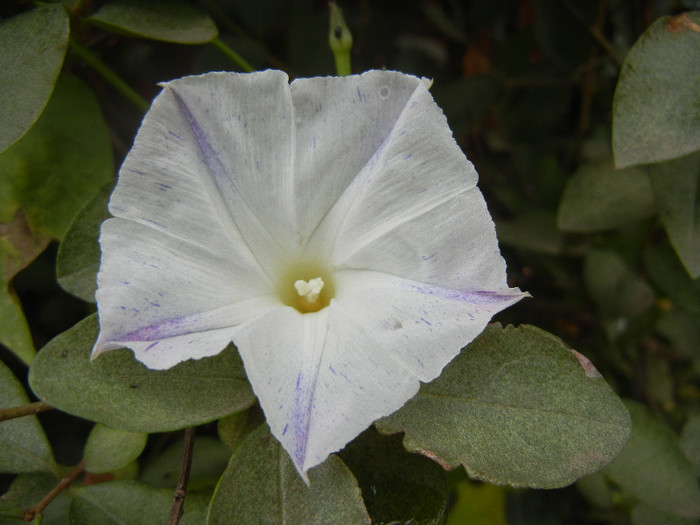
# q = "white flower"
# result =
<box><xmin>92</xmin><ymin>70</ymin><xmax>526</xmax><ymax>478</ymax></box>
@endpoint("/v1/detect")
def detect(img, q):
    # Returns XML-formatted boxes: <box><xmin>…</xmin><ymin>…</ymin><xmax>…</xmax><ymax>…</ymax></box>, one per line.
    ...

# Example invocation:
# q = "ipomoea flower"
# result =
<box><xmin>92</xmin><ymin>70</ymin><xmax>526</xmax><ymax>478</ymax></box>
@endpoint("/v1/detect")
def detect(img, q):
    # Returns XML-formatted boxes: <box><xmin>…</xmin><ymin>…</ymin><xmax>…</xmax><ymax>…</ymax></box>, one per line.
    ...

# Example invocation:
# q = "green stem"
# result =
<box><xmin>211</xmin><ymin>38</ymin><xmax>254</xmax><ymax>72</ymax></box>
<box><xmin>69</xmin><ymin>37</ymin><xmax>149</xmax><ymax>111</ymax></box>
<box><xmin>333</xmin><ymin>52</ymin><xmax>352</xmax><ymax>78</ymax></box>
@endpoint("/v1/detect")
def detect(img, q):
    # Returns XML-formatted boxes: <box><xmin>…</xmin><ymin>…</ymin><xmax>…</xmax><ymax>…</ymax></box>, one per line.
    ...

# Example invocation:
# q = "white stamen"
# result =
<box><xmin>295</xmin><ymin>277</ymin><xmax>325</xmax><ymax>303</ymax></box>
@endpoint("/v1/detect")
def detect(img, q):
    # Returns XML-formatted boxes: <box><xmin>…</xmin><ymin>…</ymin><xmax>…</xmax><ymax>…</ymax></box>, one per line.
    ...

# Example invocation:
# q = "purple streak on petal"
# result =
<box><xmin>290</xmin><ymin>371</ymin><xmax>312</xmax><ymax>466</ymax></box>
<box><xmin>169</xmin><ymin>90</ymin><xmax>235</xmax><ymax>202</ymax></box>
<box><xmin>155</xmin><ymin>182</ymin><xmax>172</xmax><ymax>191</ymax></box>
<box><xmin>144</xmin><ymin>219</ymin><xmax>167</xmax><ymax>229</ymax></box>
<box><xmin>145</xmin><ymin>342</ymin><xmax>159</xmax><ymax>351</ymax></box>
<box><xmin>117</xmin><ymin>313</ymin><xmax>203</xmax><ymax>342</ymax></box>
<box><xmin>168</xmin><ymin>131</ymin><xmax>183</xmax><ymax>140</ymax></box>
<box><xmin>406</xmin><ymin>282</ymin><xmax>523</xmax><ymax>305</ymax></box>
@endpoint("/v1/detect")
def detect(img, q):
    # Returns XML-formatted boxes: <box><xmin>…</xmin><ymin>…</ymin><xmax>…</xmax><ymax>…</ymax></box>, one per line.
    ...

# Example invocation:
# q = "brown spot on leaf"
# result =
<box><xmin>0</xmin><ymin>210</ymin><xmax>51</xmax><ymax>281</ymax></box>
<box><xmin>667</xmin><ymin>13</ymin><xmax>700</xmax><ymax>34</ymax></box>
<box><xmin>416</xmin><ymin>448</ymin><xmax>452</xmax><ymax>470</ymax></box>
<box><xmin>571</xmin><ymin>349</ymin><xmax>602</xmax><ymax>379</ymax></box>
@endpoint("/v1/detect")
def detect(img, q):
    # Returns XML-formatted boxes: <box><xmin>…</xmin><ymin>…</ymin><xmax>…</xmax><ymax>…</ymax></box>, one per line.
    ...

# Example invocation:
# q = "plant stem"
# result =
<box><xmin>24</xmin><ymin>460</ymin><xmax>85</xmax><ymax>522</ymax></box>
<box><xmin>167</xmin><ymin>427</ymin><xmax>196</xmax><ymax>525</ymax></box>
<box><xmin>69</xmin><ymin>37</ymin><xmax>150</xmax><ymax>111</ymax></box>
<box><xmin>211</xmin><ymin>38</ymin><xmax>254</xmax><ymax>72</ymax></box>
<box><xmin>0</xmin><ymin>401</ymin><xmax>53</xmax><ymax>422</ymax></box>
<box><xmin>559</xmin><ymin>0</ymin><xmax>623</xmax><ymax>66</ymax></box>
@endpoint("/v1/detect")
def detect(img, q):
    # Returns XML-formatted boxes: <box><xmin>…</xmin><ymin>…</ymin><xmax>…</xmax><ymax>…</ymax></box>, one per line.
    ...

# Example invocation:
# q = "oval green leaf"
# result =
<box><xmin>557</xmin><ymin>159</ymin><xmax>655</xmax><ymax>232</ymax></box>
<box><xmin>0</xmin><ymin>361</ymin><xmax>57</xmax><ymax>475</ymax></box>
<box><xmin>28</xmin><ymin>314</ymin><xmax>256</xmax><ymax>433</ymax></box>
<box><xmin>0</xmin><ymin>4</ymin><xmax>69</xmax><ymax>154</ymax></box>
<box><xmin>650</xmin><ymin>151</ymin><xmax>700</xmax><ymax>279</ymax></box>
<box><xmin>584</xmin><ymin>249</ymin><xmax>655</xmax><ymax>318</ymax></box>
<box><xmin>603</xmin><ymin>401</ymin><xmax>700</xmax><ymax>519</ymax></box>
<box><xmin>0</xmin><ymin>73</ymin><xmax>114</xmax><ymax>239</ymax></box>
<box><xmin>83</xmin><ymin>424</ymin><xmax>147</xmax><ymax>474</ymax></box>
<box><xmin>376</xmin><ymin>324</ymin><xmax>631</xmax><ymax>489</ymax></box>
<box><xmin>207</xmin><ymin>425</ymin><xmax>370</xmax><ymax>525</ymax></box>
<box><xmin>612</xmin><ymin>12</ymin><xmax>700</xmax><ymax>168</ymax></box>
<box><xmin>56</xmin><ymin>182</ymin><xmax>113</xmax><ymax>302</ymax></box>
<box><xmin>87</xmin><ymin>0</ymin><xmax>218</xmax><ymax>44</ymax></box>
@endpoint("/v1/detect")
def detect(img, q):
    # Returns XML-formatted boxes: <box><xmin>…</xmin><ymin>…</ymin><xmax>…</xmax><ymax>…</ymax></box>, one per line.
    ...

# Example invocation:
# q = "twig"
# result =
<box><xmin>24</xmin><ymin>460</ymin><xmax>85</xmax><ymax>522</ymax></box>
<box><xmin>0</xmin><ymin>401</ymin><xmax>53</xmax><ymax>422</ymax></box>
<box><xmin>167</xmin><ymin>427</ymin><xmax>196</xmax><ymax>525</ymax></box>
<box><xmin>559</xmin><ymin>0</ymin><xmax>623</xmax><ymax>66</ymax></box>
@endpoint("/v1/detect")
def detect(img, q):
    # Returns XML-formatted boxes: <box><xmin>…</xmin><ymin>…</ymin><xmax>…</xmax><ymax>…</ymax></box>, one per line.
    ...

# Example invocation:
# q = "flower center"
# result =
<box><xmin>295</xmin><ymin>277</ymin><xmax>324</xmax><ymax>311</ymax></box>
<box><xmin>277</xmin><ymin>262</ymin><xmax>335</xmax><ymax>313</ymax></box>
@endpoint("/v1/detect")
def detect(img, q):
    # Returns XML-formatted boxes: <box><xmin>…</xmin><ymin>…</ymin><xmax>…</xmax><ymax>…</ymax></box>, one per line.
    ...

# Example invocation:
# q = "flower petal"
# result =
<box><xmin>303</xmin><ymin>75</ymin><xmax>507</xmax><ymax>290</ymax></box>
<box><xmin>290</xmin><ymin>71</ymin><xmax>431</xmax><ymax>243</ymax></box>
<box><xmin>93</xmin><ymin>72</ymin><xmax>301</xmax><ymax>366</ymax></box>
<box><xmin>234</xmin><ymin>269</ymin><xmax>524</xmax><ymax>476</ymax></box>
<box><xmin>94</xmin><ymin>220</ymin><xmax>280</xmax><ymax>368</ymax></box>
<box><xmin>158</xmin><ymin>70</ymin><xmax>304</xmax><ymax>267</ymax></box>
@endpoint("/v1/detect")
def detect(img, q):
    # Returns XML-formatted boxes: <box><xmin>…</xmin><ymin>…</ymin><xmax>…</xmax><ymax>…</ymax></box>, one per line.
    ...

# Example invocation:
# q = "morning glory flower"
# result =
<box><xmin>92</xmin><ymin>70</ymin><xmax>526</xmax><ymax>478</ymax></box>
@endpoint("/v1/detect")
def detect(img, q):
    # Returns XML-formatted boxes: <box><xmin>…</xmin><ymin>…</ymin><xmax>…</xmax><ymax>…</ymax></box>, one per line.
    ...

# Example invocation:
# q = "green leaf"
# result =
<box><xmin>613</xmin><ymin>12</ymin><xmax>700</xmax><ymax>168</ymax></box>
<box><xmin>376</xmin><ymin>324</ymin><xmax>631</xmax><ymax>489</ymax></box>
<box><xmin>339</xmin><ymin>428</ymin><xmax>448</xmax><ymax>525</ymax></box>
<box><xmin>0</xmin><ymin>360</ymin><xmax>57</xmax><ymax>475</ymax></box>
<box><xmin>0</xmin><ymin>287</ymin><xmax>36</xmax><ymax>366</ymax></box>
<box><xmin>217</xmin><ymin>406</ymin><xmax>264</xmax><ymax>452</ymax></box>
<box><xmin>0</xmin><ymin>209</ymin><xmax>52</xmax><ymax>364</ymax></box>
<box><xmin>28</xmin><ymin>314</ymin><xmax>256</xmax><ymax>433</ymax></box>
<box><xmin>644</xmin><ymin>245</ymin><xmax>700</xmax><ymax>315</ymax></box>
<box><xmin>141</xmin><ymin>436</ymin><xmax>231</xmax><ymax>491</ymax></box>
<box><xmin>557</xmin><ymin>159</ymin><xmax>655</xmax><ymax>232</ymax></box>
<box><xmin>603</xmin><ymin>401</ymin><xmax>700</xmax><ymax>518</ymax></box>
<box><xmin>207</xmin><ymin>425</ymin><xmax>370</xmax><ymax>525</ymax></box>
<box><xmin>56</xmin><ymin>182</ymin><xmax>113</xmax><ymax>302</ymax></box>
<box><xmin>496</xmin><ymin>209</ymin><xmax>565</xmax><ymax>255</ymax></box>
<box><xmin>0</xmin><ymin>73</ymin><xmax>114</xmax><ymax>239</ymax></box>
<box><xmin>70</xmin><ymin>480</ymin><xmax>209</xmax><ymax>524</ymax></box>
<box><xmin>0</xmin><ymin>4</ymin><xmax>69</xmax><ymax>154</ymax></box>
<box><xmin>83</xmin><ymin>424</ymin><xmax>147</xmax><ymax>474</ymax></box>
<box><xmin>87</xmin><ymin>0</ymin><xmax>218</xmax><ymax>44</ymax></box>
<box><xmin>680</xmin><ymin>414</ymin><xmax>700</xmax><ymax>476</ymax></box>
<box><xmin>650</xmin><ymin>151</ymin><xmax>700</xmax><ymax>278</ymax></box>
<box><xmin>584</xmin><ymin>249</ymin><xmax>655</xmax><ymax>318</ymax></box>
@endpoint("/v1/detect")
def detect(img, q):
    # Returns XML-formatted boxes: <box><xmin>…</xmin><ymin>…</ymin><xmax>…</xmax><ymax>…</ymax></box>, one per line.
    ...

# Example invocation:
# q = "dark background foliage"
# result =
<box><xmin>1</xmin><ymin>0</ymin><xmax>699</xmax><ymax>523</ymax></box>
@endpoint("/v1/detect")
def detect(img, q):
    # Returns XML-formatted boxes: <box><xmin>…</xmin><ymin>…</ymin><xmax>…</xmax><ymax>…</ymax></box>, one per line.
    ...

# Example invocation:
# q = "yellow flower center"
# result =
<box><xmin>277</xmin><ymin>262</ymin><xmax>334</xmax><ymax>313</ymax></box>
